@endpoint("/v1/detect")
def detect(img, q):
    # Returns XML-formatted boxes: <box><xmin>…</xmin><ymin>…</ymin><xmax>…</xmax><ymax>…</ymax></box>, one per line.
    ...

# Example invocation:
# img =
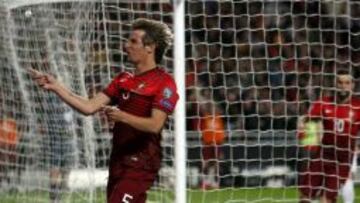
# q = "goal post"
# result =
<box><xmin>173</xmin><ymin>1</ymin><xmax>187</xmax><ymax>203</ymax></box>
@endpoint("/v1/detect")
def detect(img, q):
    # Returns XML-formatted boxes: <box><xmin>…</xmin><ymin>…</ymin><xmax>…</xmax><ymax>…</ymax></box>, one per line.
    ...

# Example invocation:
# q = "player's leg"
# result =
<box><xmin>49</xmin><ymin>134</ymin><xmax>74</xmax><ymax>203</ymax></box>
<box><xmin>323</xmin><ymin>162</ymin><xmax>351</xmax><ymax>203</ymax></box>
<box><xmin>298</xmin><ymin>159</ymin><xmax>323</xmax><ymax>203</ymax></box>
<box><xmin>341</xmin><ymin>177</ymin><xmax>354</xmax><ymax>203</ymax></box>
<box><xmin>107</xmin><ymin>178</ymin><xmax>153</xmax><ymax>203</ymax></box>
<box><xmin>321</xmin><ymin>172</ymin><xmax>339</xmax><ymax>203</ymax></box>
<box><xmin>60</xmin><ymin>137</ymin><xmax>75</xmax><ymax>190</ymax></box>
<box><xmin>47</xmin><ymin>135</ymin><xmax>62</xmax><ymax>203</ymax></box>
<box><xmin>49</xmin><ymin>167</ymin><xmax>62</xmax><ymax>203</ymax></box>
<box><xmin>320</xmin><ymin>195</ymin><xmax>336</xmax><ymax>203</ymax></box>
<box><xmin>340</xmin><ymin>155</ymin><xmax>357</xmax><ymax>203</ymax></box>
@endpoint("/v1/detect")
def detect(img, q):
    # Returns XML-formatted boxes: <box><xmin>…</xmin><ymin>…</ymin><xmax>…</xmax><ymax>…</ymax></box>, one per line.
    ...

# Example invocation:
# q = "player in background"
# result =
<box><xmin>29</xmin><ymin>18</ymin><xmax>178</xmax><ymax>203</ymax></box>
<box><xmin>38</xmin><ymin>92</ymin><xmax>75</xmax><ymax>203</ymax></box>
<box><xmin>30</xmin><ymin>58</ymin><xmax>76</xmax><ymax>203</ymax></box>
<box><xmin>298</xmin><ymin>70</ymin><xmax>360</xmax><ymax>203</ymax></box>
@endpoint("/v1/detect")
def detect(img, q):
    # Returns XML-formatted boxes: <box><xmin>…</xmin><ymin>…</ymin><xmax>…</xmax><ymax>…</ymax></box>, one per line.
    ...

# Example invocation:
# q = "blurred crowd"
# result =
<box><xmin>184</xmin><ymin>1</ymin><xmax>360</xmax><ymax>132</ymax></box>
<box><xmin>3</xmin><ymin>1</ymin><xmax>360</xmax><ymax>163</ymax></box>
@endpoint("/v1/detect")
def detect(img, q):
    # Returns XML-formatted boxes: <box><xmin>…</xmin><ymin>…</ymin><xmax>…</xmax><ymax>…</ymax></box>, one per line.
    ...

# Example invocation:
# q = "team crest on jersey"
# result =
<box><xmin>163</xmin><ymin>87</ymin><xmax>173</xmax><ymax>99</ymax></box>
<box><xmin>137</xmin><ymin>82</ymin><xmax>146</xmax><ymax>90</ymax></box>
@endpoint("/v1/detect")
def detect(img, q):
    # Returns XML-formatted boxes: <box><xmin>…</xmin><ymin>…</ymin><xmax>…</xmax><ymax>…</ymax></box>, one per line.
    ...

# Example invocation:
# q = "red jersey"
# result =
<box><xmin>308</xmin><ymin>96</ymin><xmax>360</xmax><ymax>163</ymax></box>
<box><xmin>103</xmin><ymin>67</ymin><xmax>178</xmax><ymax>180</ymax></box>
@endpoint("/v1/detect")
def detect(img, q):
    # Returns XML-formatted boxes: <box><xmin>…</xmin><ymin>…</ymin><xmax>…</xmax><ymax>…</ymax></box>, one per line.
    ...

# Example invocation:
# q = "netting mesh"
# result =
<box><xmin>1</xmin><ymin>1</ymin><xmax>174</xmax><ymax>203</ymax></box>
<box><xmin>1</xmin><ymin>0</ymin><xmax>360</xmax><ymax>203</ymax></box>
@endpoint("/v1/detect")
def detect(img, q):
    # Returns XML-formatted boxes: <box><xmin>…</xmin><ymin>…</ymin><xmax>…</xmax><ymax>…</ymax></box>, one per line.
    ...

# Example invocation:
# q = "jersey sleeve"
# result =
<box><xmin>153</xmin><ymin>76</ymin><xmax>179</xmax><ymax>114</ymax></box>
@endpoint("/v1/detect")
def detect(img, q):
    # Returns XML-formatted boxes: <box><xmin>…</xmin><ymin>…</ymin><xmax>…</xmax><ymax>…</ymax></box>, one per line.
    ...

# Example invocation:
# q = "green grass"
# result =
<box><xmin>1</xmin><ymin>187</ymin><xmax>360</xmax><ymax>203</ymax></box>
<box><xmin>148</xmin><ymin>187</ymin><xmax>300</xmax><ymax>203</ymax></box>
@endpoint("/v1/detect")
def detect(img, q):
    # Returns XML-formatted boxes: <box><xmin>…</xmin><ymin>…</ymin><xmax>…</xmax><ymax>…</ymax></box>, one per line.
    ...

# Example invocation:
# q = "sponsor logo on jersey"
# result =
<box><xmin>137</xmin><ymin>82</ymin><xmax>146</xmax><ymax>90</ymax></box>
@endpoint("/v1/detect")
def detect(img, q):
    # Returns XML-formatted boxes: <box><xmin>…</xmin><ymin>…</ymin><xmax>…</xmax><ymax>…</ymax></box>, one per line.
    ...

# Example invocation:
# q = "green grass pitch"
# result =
<box><xmin>1</xmin><ymin>187</ymin><xmax>360</xmax><ymax>203</ymax></box>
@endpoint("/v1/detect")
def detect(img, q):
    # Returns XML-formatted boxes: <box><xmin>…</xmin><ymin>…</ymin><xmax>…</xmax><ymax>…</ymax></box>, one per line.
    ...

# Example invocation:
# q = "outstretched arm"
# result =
<box><xmin>28</xmin><ymin>68</ymin><xmax>111</xmax><ymax>115</ymax></box>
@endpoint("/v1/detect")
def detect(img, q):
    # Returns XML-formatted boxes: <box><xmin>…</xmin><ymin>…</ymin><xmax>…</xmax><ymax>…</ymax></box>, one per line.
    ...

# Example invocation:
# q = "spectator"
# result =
<box><xmin>0</xmin><ymin>118</ymin><xmax>18</xmax><ymax>187</ymax></box>
<box><xmin>199</xmin><ymin>101</ymin><xmax>225</xmax><ymax>190</ymax></box>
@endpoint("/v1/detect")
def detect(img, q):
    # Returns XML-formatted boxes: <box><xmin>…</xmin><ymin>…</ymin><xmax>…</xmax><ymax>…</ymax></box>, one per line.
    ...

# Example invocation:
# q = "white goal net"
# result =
<box><xmin>0</xmin><ymin>0</ymin><xmax>174</xmax><ymax>203</ymax></box>
<box><xmin>1</xmin><ymin>0</ymin><xmax>360</xmax><ymax>203</ymax></box>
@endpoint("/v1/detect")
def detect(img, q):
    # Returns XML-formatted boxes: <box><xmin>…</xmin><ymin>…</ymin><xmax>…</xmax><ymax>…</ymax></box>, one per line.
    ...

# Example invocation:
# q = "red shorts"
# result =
<box><xmin>107</xmin><ymin>178</ymin><xmax>153</xmax><ymax>203</ymax></box>
<box><xmin>202</xmin><ymin>144</ymin><xmax>222</xmax><ymax>160</ymax></box>
<box><xmin>298</xmin><ymin>159</ymin><xmax>351</xmax><ymax>201</ymax></box>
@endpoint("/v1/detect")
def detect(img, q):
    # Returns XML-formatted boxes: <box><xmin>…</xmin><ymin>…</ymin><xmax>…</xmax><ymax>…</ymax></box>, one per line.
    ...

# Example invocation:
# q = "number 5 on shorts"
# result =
<box><xmin>122</xmin><ymin>193</ymin><xmax>133</xmax><ymax>203</ymax></box>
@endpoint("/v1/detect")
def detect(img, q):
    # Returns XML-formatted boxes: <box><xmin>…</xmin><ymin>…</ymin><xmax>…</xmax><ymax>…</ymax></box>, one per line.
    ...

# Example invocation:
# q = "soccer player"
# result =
<box><xmin>37</xmin><ymin>92</ymin><xmax>75</xmax><ymax>203</ymax></box>
<box><xmin>298</xmin><ymin>70</ymin><xmax>360</xmax><ymax>203</ymax></box>
<box><xmin>29</xmin><ymin>18</ymin><xmax>178</xmax><ymax>203</ymax></box>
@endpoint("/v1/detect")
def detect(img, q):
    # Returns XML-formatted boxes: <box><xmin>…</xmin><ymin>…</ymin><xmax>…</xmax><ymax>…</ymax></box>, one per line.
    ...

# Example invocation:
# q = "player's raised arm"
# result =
<box><xmin>28</xmin><ymin>68</ymin><xmax>110</xmax><ymax>115</ymax></box>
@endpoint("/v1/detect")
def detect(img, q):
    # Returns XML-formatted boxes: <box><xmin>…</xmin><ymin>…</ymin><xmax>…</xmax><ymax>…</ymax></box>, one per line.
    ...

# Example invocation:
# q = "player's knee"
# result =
<box><xmin>324</xmin><ymin>191</ymin><xmax>338</xmax><ymax>203</ymax></box>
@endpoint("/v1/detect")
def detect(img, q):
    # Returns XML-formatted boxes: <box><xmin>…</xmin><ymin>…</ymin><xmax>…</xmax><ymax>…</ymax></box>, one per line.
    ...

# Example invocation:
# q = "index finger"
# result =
<box><xmin>103</xmin><ymin>105</ymin><xmax>118</xmax><ymax>112</ymax></box>
<box><xmin>27</xmin><ymin>68</ymin><xmax>42</xmax><ymax>77</ymax></box>
<box><xmin>102</xmin><ymin>105</ymin><xmax>112</xmax><ymax>112</ymax></box>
